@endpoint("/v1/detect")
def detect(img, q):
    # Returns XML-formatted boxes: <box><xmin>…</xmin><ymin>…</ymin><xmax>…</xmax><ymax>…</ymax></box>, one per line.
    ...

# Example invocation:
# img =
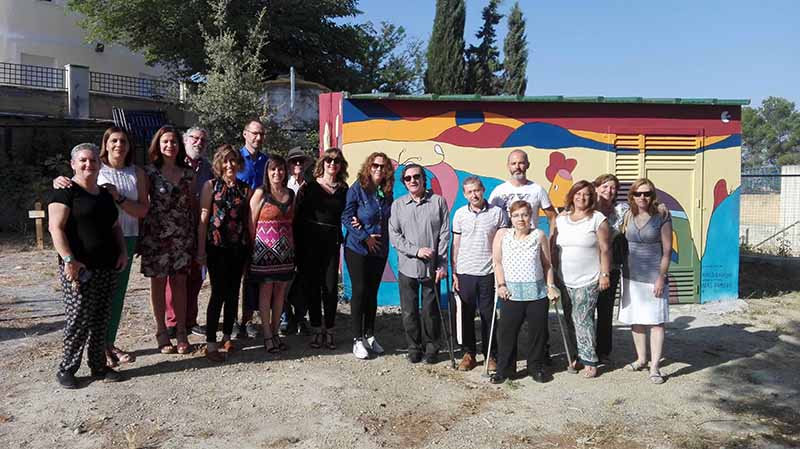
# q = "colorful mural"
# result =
<box><xmin>321</xmin><ymin>94</ymin><xmax>744</xmax><ymax>305</ymax></box>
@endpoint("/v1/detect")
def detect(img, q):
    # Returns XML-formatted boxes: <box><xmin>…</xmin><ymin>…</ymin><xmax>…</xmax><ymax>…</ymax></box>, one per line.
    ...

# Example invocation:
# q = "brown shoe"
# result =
<box><xmin>487</xmin><ymin>357</ymin><xmax>498</xmax><ymax>372</ymax></box>
<box><xmin>222</xmin><ymin>340</ymin><xmax>236</xmax><ymax>353</ymax></box>
<box><xmin>457</xmin><ymin>353</ymin><xmax>478</xmax><ymax>371</ymax></box>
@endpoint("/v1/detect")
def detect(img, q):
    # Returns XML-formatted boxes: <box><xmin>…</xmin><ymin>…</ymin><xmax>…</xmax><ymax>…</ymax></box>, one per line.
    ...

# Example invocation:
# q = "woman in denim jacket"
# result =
<box><xmin>342</xmin><ymin>152</ymin><xmax>394</xmax><ymax>359</ymax></box>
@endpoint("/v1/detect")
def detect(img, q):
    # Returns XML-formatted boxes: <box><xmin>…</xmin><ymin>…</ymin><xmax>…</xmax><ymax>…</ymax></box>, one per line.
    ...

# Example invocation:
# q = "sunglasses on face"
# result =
<box><xmin>632</xmin><ymin>191</ymin><xmax>654</xmax><ymax>198</ymax></box>
<box><xmin>290</xmin><ymin>159</ymin><xmax>304</xmax><ymax>165</ymax></box>
<box><xmin>403</xmin><ymin>173</ymin><xmax>422</xmax><ymax>182</ymax></box>
<box><xmin>324</xmin><ymin>157</ymin><xmax>342</xmax><ymax>165</ymax></box>
<box><xmin>371</xmin><ymin>163</ymin><xmax>385</xmax><ymax>170</ymax></box>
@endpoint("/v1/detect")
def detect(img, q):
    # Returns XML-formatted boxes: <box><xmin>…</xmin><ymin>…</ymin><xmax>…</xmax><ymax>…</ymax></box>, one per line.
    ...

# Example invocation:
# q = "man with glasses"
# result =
<box><xmin>165</xmin><ymin>126</ymin><xmax>214</xmax><ymax>338</ymax></box>
<box><xmin>388</xmin><ymin>164</ymin><xmax>450</xmax><ymax>364</ymax></box>
<box><xmin>451</xmin><ymin>176</ymin><xmax>506</xmax><ymax>371</ymax></box>
<box><xmin>236</xmin><ymin>119</ymin><xmax>268</xmax><ymax>339</ymax></box>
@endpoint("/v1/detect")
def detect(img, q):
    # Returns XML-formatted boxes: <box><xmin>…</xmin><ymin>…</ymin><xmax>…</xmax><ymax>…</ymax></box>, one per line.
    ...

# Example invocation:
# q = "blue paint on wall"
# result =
<box><xmin>700</xmin><ymin>188</ymin><xmax>740</xmax><ymax>302</ymax></box>
<box><xmin>502</xmin><ymin>122</ymin><xmax>611</xmax><ymax>151</ymax></box>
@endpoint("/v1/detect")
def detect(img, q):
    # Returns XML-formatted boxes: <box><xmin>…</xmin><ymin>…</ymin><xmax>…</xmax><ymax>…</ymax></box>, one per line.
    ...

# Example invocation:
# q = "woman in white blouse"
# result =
<box><xmin>553</xmin><ymin>180</ymin><xmax>611</xmax><ymax>378</ymax></box>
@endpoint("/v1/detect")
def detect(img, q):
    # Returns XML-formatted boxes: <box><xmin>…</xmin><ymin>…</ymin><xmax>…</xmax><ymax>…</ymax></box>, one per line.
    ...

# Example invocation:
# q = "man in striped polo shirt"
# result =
<box><xmin>451</xmin><ymin>176</ymin><xmax>507</xmax><ymax>371</ymax></box>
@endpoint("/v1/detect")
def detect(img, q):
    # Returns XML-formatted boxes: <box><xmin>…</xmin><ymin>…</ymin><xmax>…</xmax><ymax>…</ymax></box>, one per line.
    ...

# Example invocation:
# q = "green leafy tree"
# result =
<box><xmin>502</xmin><ymin>2</ymin><xmax>528</xmax><ymax>96</ymax></box>
<box><xmin>354</xmin><ymin>21</ymin><xmax>426</xmax><ymax>94</ymax></box>
<box><xmin>188</xmin><ymin>0</ymin><xmax>270</xmax><ymax>149</ymax></box>
<box><xmin>67</xmin><ymin>0</ymin><xmax>365</xmax><ymax>91</ymax></box>
<box><xmin>424</xmin><ymin>0</ymin><xmax>466</xmax><ymax>94</ymax></box>
<box><xmin>742</xmin><ymin>97</ymin><xmax>800</xmax><ymax>167</ymax></box>
<box><xmin>466</xmin><ymin>0</ymin><xmax>503</xmax><ymax>95</ymax></box>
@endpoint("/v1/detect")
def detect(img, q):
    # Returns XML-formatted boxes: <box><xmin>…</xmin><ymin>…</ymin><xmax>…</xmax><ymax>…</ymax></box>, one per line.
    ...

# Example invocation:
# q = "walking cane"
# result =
<box><xmin>444</xmin><ymin>271</ymin><xmax>457</xmax><ymax>370</ymax></box>
<box><xmin>553</xmin><ymin>297</ymin><xmax>577</xmax><ymax>374</ymax></box>
<box><xmin>431</xmin><ymin>265</ymin><xmax>456</xmax><ymax>369</ymax></box>
<box><xmin>482</xmin><ymin>293</ymin><xmax>499</xmax><ymax>378</ymax></box>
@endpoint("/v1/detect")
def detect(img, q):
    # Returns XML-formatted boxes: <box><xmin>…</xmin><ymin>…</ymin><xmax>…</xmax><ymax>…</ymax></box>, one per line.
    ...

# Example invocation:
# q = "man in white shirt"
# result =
<box><xmin>488</xmin><ymin>149</ymin><xmax>557</xmax><ymax>231</ymax></box>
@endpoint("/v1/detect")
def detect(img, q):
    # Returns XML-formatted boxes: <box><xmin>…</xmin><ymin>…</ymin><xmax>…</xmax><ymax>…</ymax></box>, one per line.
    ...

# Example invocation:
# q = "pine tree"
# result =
<box><xmin>424</xmin><ymin>0</ymin><xmax>467</xmax><ymax>94</ymax></box>
<box><xmin>502</xmin><ymin>2</ymin><xmax>528</xmax><ymax>96</ymax></box>
<box><xmin>468</xmin><ymin>0</ymin><xmax>503</xmax><ymax>95</ymax></box>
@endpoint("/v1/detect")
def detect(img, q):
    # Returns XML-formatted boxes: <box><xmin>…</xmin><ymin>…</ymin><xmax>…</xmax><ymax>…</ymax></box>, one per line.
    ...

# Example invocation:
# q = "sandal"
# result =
<box><xmin>649</xmin><ymin>370</ymin><xmax>666</xmax><ymax>384</ymax></box>
<box><xmin>106</xmin><ymin>348</ymin><xmax>119</xmax><ymax>368</ymax></box>
<box><xmin>110</xmin><ymin>346</ymin><xmax>136</xmax><ymax>364</ymax></box>
<box><xmin>176</xmin><ymin>331</ymin><xmax>192</xmax><ymax>355</ymax></box>
<box><xmin>156</xmin><ymin>331</ymin><xmax>176</xmax><ymax>354</ymax></box>
<box><xmin>309</xmin><ymin>331</ymin><xmax>324</xmax><ymax>349</ymax></box>
<box><xmin>582</xmin><ymin>366</ymin><xmax>598</xmax><ymax>378</ymax></box>
<box><xmin>275</xmin><ymin>336</ymin><xmax>288</xmax><ymax>351</ymax></box>
<box><xmin>263</xmin><ymin>336</ymin><xmax>280</xmax><ymax>354</ymax></box>
<box><xmin>324</xmin><ymin>331</ymin><xmax>336</xmax><ymax>350</ymax></box>
<box><xmin>625</xmin><ymin>361</ymin><xmax>648</xmax><ymax>372</ymax></box>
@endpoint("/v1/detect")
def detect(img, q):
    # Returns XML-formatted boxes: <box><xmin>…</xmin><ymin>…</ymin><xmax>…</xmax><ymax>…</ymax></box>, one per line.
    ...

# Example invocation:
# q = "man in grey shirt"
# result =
<box><xmin>389</xmin><ymin>164</ymin><xmax>451</xmax><ymax>365</ymax></box>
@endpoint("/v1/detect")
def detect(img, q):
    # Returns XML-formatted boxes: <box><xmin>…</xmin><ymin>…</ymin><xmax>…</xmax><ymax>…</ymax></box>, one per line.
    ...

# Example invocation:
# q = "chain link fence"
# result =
<box><xmin>740</xmin><ymin>165</ymin><xmax>800</xmax><ymax>257</ymax></box>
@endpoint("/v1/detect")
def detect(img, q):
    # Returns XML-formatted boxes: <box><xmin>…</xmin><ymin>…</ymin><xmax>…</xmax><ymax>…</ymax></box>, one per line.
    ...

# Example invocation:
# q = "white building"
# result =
<box><xmin>0</xmin><ymin>0</ymin><xmax>164</xmax><ymax>78</ymax></box>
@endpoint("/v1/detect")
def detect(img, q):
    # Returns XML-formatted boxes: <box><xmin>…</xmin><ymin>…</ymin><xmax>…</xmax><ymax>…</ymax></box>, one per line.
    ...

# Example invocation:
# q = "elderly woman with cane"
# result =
<box><xmin>553</xmin><ymin>180</ymin><xmax>611</xmax><ymax>378</ymax></box>
<box><xmin>489</xmin><ymin>200</ymin><xmax>559</xmax><ymax>384</ymax></box>
<box><xmin>49</xmin><ymin>143</ymin><xmax>128</xmax><ymax>388</ymax></box>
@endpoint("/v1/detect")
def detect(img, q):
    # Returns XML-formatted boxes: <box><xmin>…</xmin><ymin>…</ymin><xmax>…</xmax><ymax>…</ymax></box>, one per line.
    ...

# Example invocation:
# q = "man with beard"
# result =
<box><xmin>489</xmin><ymin>150</ymin><xmax>556</xmax><ymax>230</ymax></box>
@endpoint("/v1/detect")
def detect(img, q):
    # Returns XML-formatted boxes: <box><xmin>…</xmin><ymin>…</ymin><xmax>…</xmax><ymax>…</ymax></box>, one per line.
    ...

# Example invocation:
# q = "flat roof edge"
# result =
<box><xmin>342</xmin><ymin>93</ymin><xmax>750</xmax><ymax>106</ymax></box>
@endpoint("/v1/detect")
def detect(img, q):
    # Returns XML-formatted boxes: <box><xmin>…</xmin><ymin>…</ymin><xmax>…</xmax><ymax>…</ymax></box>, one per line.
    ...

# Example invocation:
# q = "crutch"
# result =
<box><xmin>553</xmin><ymin>296</ymin><xmax>577</xmax><ymax>374</ymax></box>
<box><xmin>444</xmin><ymin>271</ymin><xmax>458</xmax><ymax>370</ymax></box>
<box><xmin>431</xmin><ymin>265</ymin><xmax>456</xmax><ymax>369</ymax></box>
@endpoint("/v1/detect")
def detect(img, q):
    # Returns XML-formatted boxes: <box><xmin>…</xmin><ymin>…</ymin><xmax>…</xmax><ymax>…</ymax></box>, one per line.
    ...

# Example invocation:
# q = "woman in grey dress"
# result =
<box><xmin>618</xmin><ymin>178</ymin><xmax>673</xmax><ymax>384</ymax></box>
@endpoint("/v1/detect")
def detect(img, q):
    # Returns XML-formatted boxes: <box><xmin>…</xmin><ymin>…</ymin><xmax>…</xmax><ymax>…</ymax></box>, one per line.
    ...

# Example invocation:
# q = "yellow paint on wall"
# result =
<box><xmin>343</xmin><ymin>112</ymin><xmax>457</xmax><ymax>144</ymax></box>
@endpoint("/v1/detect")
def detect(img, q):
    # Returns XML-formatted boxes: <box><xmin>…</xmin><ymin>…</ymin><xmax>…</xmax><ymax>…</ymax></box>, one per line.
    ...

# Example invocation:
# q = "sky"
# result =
<box><xmin>355</xmin><ymin>0</ymin><xmax>800</xmax><ymax>107</ymax></box>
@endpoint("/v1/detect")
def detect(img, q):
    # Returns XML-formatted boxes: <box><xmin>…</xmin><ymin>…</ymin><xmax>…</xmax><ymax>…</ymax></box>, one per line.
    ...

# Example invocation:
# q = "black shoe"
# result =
<box><xmin>56</xmin><ymin>371</ymin><xmax>78</xmax><ymax>389</ymax></box>
<box><xmin>530</xmin><ymin>369</ymin><xmax>550</xmax><ymax>383</ymax></box>
<box><xmin>423</xmin><ymin>353</ymin><xmax>438</xmax><ymax>365</ymax></box>
<box><xmin>285</xmin><ymin>321</ymin><xmax>298</xmax><ymax>337</ymax></box>
<box><xmin>190</xmin><ymin>325</ymin><xmax>206</xmax><ymax>337</ymax></box>
<box><xmin>167</xmin><ymin>326</ymin><xmax>177</xmax><ymax>339</ymax></box>
<box><xmin>234</xmin><ymin>322</ymin><xmax>248</xmax><ymax>340</ymax></box>
<box><xmin>408</xmin><ymin>353</ymin><xmax>423</xmax><ymax>364</ymax></box>
<box><xmin>92</xmin><ymin>368</ymin><xmax>125</xmax><ymax>383</ymax></box>
<box><xmin>278</xmin><ymin>321</ymin><xmax>289</xmax><ymax>337</ymax></box>
<box><xmin>489</xmin><ymin>373</ymin><xmax>507</xmax><ymax>384</ymax></box>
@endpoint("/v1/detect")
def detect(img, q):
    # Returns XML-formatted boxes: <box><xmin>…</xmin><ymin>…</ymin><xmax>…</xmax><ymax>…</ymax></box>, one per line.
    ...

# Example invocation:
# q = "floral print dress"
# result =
<box><xmin>139</xmin><ymin>165</ymin><xmax>195</xmax><ymax>277</ymax></box>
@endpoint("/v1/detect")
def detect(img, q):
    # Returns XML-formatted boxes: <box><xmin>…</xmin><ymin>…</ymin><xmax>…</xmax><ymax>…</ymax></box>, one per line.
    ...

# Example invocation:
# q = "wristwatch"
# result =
<box><xmin>600</xmin><ymin>272</ymin><xmax>610</xmax><ymax>278</ymax></box>
<box><xmin>63</xmin><ymin>255</ymin><xmax>74</xmax><ymax>264</ymax></box>
<box><xmin>115</xmin><ymin>195</ymin><xmax>127</xmax><ymax>205</ymax></box>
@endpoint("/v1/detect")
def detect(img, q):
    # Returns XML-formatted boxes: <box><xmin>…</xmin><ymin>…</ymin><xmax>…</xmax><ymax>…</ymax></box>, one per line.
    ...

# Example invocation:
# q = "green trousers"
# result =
<box><xmin>106</xmin><ymin>237</ymin><xmax>137</xmax><ymax>345</ymax></box>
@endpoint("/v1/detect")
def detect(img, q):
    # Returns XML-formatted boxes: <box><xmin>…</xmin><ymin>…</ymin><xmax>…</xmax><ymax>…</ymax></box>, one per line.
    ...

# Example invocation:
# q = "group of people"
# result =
<box><xmin>49</xmin><ymin>121</ymin><xmax>672</xmax><ymax>389</ymax></box>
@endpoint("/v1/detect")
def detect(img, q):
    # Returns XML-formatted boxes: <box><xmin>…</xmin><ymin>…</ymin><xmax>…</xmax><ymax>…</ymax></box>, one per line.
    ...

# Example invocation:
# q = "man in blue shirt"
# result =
<box><xmin>236</xmin><ymin>119</ymin><xmax>268</xmax><ymax>189</ymax></box>
<box><xmin>235</xmin><ymin>119</ymin><xmax>268</xmax><ymax>339</ymax></box>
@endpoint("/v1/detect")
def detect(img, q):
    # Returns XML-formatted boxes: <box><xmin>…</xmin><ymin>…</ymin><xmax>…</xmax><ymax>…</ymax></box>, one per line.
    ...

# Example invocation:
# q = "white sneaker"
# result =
<box><xmin>353</xmin><ymin>338</ymin><xmax>369</xmax><ymax>359</ymax></box>
<box><xmin>366</xmin><ymin>335</ymin><xmax>384</xmax><ymax>355</ymax></box>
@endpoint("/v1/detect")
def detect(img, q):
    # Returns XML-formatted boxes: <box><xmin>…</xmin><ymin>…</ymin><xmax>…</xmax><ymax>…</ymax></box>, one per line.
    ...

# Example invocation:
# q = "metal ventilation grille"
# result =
<box><xmin>644</xmin><ymin>135</ymin><xmax>700</xmax><ymax>150</ymax></box>
<box><xmin>614</xmin><ymin>134</ymin><xmax>640</xmax><ymax>150</ymax></box>
<box><xmin>668</xmin><ymin>268</ymin><xmax>697</xmax><ymax>304</ymax></box>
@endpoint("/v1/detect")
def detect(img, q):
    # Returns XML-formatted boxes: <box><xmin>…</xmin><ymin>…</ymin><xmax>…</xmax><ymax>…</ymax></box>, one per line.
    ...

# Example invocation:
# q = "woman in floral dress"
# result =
<box><xmin>248</xmin><ymin>156</ymin><xmax>295</xmax><ymax>353</ymax></box>
<box><xmin>139</xmin><ymin>126</ymin><xmax>195</xmax><ymax>355</ymax></box>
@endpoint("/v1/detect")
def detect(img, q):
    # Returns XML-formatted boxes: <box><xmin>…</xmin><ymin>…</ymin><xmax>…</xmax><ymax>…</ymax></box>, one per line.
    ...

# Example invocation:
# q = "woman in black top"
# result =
<box><xmin>295</xmin><ymin>148</ymin><xmax>348</xmax><ymax>349</ymax></box>
<box><xmin>48</xmin><ymin>143</ymin><xmax>128</xmax><ymax>389</ymax></box>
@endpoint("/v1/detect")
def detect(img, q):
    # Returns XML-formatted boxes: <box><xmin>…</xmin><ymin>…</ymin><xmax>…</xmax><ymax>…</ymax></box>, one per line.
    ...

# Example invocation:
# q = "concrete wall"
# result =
<box><xmin>0</xmin><ymin>0</ymin><xmax>164</xmax><ymax>78</ymax></box>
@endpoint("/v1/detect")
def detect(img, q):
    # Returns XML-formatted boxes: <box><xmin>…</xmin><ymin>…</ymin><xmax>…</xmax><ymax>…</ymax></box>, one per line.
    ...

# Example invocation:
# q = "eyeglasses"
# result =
<box><xmin>245</xmin><ymin>129</ymin><xmax>264</xmax><ymax>137</ymax></box>
<box><xmin>403</xmin><ymin>174</ymin><xmax>422</xmax><ymax>182</ymax></box>
<box><xmin>371</xmin><ymin>163</ymin><xmax>385</xmax><ymax>170</ymax></box>
<box><xmin>632</xmin><ymin>191</ymin><xmax>654</xmax><ymax>198</ymax></box>
<box><xmin>187</xmin><ymin>134</ymin><xmax>206</xmax><ymax>142</ymax></box>
<box><xmin>324</xmin><ymin>157</ymin><xmax>342</xmax><ymax>165</ymax></box>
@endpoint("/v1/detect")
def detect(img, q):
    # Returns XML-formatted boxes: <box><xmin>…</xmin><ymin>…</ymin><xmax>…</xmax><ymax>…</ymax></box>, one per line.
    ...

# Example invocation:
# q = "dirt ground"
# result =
<box><xmin>1</xmin><ymin>241</ymin><xmax>798</xmax><ymax>449</ymax></box>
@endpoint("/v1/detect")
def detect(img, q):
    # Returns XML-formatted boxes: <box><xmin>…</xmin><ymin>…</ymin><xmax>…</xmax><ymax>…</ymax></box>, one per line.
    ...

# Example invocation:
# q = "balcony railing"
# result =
<box><xmin>89</xmin><ymin>70</ymin><xmax>179</xmax><ymax>100</ymax></box>
<box><xmin>0</xmin><ymin>62</ymin><xmax>180</xmax><ymax>100</ymax></box>
<box><xmin>0</xmin><ymin>62</ymin><xmax>65</xmax><ymax>90</ymax></box>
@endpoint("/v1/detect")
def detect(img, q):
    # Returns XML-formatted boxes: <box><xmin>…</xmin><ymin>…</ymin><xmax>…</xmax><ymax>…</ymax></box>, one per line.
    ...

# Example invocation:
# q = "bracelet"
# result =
<box><xmin>497</xmin><ymin>283</ymin><xmax>507</xmax><ymax>288</ymax></box>
<box><xmin>548</xmin><ymin>283</ymin><xmax>557</xmax><ymax>289</ymax></box>
<box><xmin>600</xmin><ymin>272</ymin><xmax>610</xmax><ymax>278</ymax></box>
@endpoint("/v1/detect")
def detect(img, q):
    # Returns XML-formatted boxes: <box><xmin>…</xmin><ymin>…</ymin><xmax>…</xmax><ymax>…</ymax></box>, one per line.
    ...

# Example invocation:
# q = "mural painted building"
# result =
<box><xmin>320</xmin><ymin>93</ymin><xmax>747</xmax><ymax>305</ymax></box>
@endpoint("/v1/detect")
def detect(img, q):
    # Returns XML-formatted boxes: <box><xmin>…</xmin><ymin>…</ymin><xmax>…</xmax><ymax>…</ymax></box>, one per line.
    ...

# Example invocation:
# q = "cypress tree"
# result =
<box><xmin>424</xmin><ymin>0</ymin><xmax>466</xmax><ymax>94</ymax></box>
<box><xmin>468</xmin><ymin>0</ymin><xmax>503</xmax><ymax>95</ymax></box>
<box><xmin>502</xmin><ymin>2</ymin><xmax>528</xmax><ymax>96</ymax></box>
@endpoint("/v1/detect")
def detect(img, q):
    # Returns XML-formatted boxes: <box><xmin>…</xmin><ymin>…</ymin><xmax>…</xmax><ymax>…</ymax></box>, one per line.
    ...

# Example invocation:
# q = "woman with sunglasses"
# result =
<box><xmin>618</xmin><ymin>178</ymin><xmax>673</xmax><ymax>384</ymax></box>
<box><xmin>552</xmin><ymin>180</ymin><xmax>611</xmax><ymax>378</ymax></box>
<box><xmin>295</xmin><ymin>148</ymin><xmax>349</xmax><ymax>349</ymax></box>
<box><xmin>342</xmin><ymin>152</ymin><xmax>394</xmax><ymax>359</ymax></box>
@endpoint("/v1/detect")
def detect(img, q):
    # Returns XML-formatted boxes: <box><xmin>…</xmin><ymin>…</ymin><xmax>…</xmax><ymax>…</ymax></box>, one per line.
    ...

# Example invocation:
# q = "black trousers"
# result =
<box><xmin>58</xmin><ymin>265</ymin><xmax>117</xmax><ymax>375</ymax></box>
<box><xmin>284</xmin><ymin>274</ymin><xmax>306</xmax><ymax>326</ymax></box>
<box><xmin>496</xmin><ymin>299</ymin><xmax>549</xmax><ymax>377</ymax></box>
<box><xmin>457</xmin><ymin>273</ymin><xmax>497</xmax><ymax>359</ymax></box>
<box><xmin>206</xmin><ymin>245</ymin><xmax>246</xmax><ymax>343</ymax></box>
<box><xmin>398</xmin><ymin>273</ymin><xmax>441</xmax><ymax>356</ymax></box>
<box><xmin>301</xmin><ymin>229</ymin><xmax>341</xmax><ymax>330</ymax></box>
<box><xmin>595</xmin><ymin>268</ymin><xmax>621</xmax><ymax>357</ymax></box>
<box><xmin>345</xmin><ymin>248</ymin><xmax>386</xmax><ymax>339</ymax></box>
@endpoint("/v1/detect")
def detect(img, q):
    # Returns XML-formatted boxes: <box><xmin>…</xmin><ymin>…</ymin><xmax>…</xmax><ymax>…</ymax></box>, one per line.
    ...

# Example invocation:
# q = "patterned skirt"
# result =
<box><xmin>248</xmin><ymin>218</ymin><xmax>295</xmax><ymax>283</ymax></box>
